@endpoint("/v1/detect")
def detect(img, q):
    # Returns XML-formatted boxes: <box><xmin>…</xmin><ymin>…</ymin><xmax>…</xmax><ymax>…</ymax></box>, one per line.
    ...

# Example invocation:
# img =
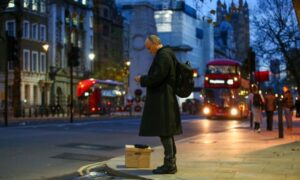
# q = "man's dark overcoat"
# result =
<box><xmin>139</xmin><ymin>46</ymin><xmax>182</xmax><ymax>136</ymax></box>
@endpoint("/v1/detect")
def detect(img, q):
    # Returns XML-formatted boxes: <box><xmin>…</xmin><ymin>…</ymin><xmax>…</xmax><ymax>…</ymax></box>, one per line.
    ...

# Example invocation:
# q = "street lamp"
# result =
<box><xmin>125</xmin><ymin>60</ymin><xmax>131</xmax><ymax>86</ymax></box>
<box><xmin>42</xmin><ymin>44</ymin><xmax>49</xmax><ymax>52</ymax></box>
<box><xmin>125</xmin><ymin>60</ymin><xmax>131</xmax><ymax>67</ymax></box>
<box><xmin>89</xmin><ymin>53</ymin><xmax>95</xmax><ymax>72</ymax></box>
<box><xmin>89</xmin><ymin>53</ymin><xmax>95</xmax><ymax>60</ymax></box>
<box><xmin>42</xmin><ymin>43</ymin><xmax>49</xmax><ymax>106</ymax></box>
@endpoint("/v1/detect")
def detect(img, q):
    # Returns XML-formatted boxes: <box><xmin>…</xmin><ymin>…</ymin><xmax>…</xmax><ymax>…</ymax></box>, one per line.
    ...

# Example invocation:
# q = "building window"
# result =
<box><xmin>82</xmin><ymin>0</ymin><xmax>87</xmax><ymax>5</ymax></box>
<box><xmin>71</xmin><ymin>31</ymin><xmax>76</xmax><ymax>44</ymax></box>
<box><xmin>103</xmin><ymin>8</ymin><xmax>109</xmax><ymax>18</ymax></box>
<box><xmin>23</xmin><ymin>49</ymin><xmax>30</xmax><ymax>71</ymax></box>
<box><xmin>103</xmin><ymin>25</ymin><xmax>109</xmax><ymax>36</ymax></box>
<box><xmin>40</xmin><ymin>0</ymin><xmax>46</xmax><ymax>13</ymax></box>
<box><xmin>104</xmin><ymin>44</ymin><xmax>108</xmax><ymax>57</ymax></box>
<box><xmin>23</xmin><ymin>0</ymin><xmax>30</xmax><ymax>8</ymax></box>
<box><xmin>25</xmin><ymin>84</ymin><xmax>30</xmax><ymax>104</ymax></box>
<box><xmin>33</xmin><ymin>85</ymin><xmax>38</xmax><ymax>105</ymax></box>
<box><xmin>196</xmin><ymin>28</ymin><xmax>203</xmax><ymax>39</ymax></box>
<box><xmin>32</xmin><ymin>23</ymin><xmax>38</xmax><ymax>40</ymax></box>
<box><xmin>65</xmin><ymin>10</ymin><xmax>70</xmax><ymax>25</ymax></box>
<box><xmin>40</xmin><ymin>25</ymin><xmax>46</xmax><ymax>41</ymax></box>
<box><xmin>72</xmin><ymin>12</ymin><xmax>79</xmax><ymax>27</ymax></box>
<box><xmin>90</xmin><ymin>36</ymin><xmax>93</xmax><ymax>49</ymax></box>
<box><xmin>89</xmin><ymin>16</ymin><xmax>93</xmax><ymax>28</ymax></box>
<box><xmin>155</xmin><ymin>11</ymin><xmax>172</xmax><ymax>33</ymax></box>
<box><xmin>32</xmin><ymin>0</ymin><xmax>38</xmax><ymax>11</ymax></box>
<box><xmin>32</xmin><ymin>51</ymin><xmax>38</xmax><ymax>72</ymax></box>
<box><xmin>79</xmin><ymin>14</ymin><xmax>84</xmax><ymax>29</ymax></box>
<box><xmin>5</xmin><ymin>20</ymin><xmax>16</xmax><ymax>37</ymax></box>
<box><xmin>23</xmin><ymin>21</ymin><xmax>30</xmax><ymax>39</ymax></box>
<box><xmin>8</xmin><ymin>61</ymin><xmax>14</xmax><ymax>70</ymax></box>
<box><xmin>40</xmin><ymin>53</ymin><xmax>46</xmax><ymax>73</ymax></box>
<box><xmin>8</xmin><ymin>0</ymin><xmax>15</xmax><ymax>8</ymax></box>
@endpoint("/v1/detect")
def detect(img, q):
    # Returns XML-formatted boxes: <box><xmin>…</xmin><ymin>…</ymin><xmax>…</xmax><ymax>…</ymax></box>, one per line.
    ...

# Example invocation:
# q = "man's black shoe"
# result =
<box><xmin>152</xmin><ymin>165</ymin><xmax>177</xmax><ymax>174</ymax></box>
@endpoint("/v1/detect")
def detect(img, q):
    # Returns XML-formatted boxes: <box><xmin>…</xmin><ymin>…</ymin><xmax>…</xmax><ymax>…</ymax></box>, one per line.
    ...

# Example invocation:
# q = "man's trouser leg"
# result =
<box><xmin>152</xmin><ymin>136</ymin><xmax>177</xmax><ymax>174</ymax></box>
<box><xmin>160</xmin><ymin>136</ymin><xmax>175</xmax><ymax>159</ymax></box>
<box><xmin>284</xmin><ymin>108</ymin><xmax>293</xmax><ymax>128</ymax></box>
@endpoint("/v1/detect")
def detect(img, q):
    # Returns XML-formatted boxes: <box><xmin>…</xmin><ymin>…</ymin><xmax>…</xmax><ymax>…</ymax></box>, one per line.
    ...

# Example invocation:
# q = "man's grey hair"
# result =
<box><xmin>147</xmin><ymin>35</ymin><xmax>161</xmax><ymax>44</ymax></box>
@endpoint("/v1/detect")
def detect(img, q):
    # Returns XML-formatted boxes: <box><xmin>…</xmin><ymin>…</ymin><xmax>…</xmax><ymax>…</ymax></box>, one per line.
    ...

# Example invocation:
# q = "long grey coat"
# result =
<box><xmin>139</xmin><ymin>46</ymin><xmax>182</xmax><ymax>136</ymax></box>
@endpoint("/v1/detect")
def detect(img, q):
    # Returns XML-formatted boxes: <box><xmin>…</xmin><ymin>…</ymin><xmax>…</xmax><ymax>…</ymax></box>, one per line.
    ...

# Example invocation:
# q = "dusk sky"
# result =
<box><xmin>185</xmin><ymin>0</ymin><xmax>257</xmax><ymax>19</ymax></box>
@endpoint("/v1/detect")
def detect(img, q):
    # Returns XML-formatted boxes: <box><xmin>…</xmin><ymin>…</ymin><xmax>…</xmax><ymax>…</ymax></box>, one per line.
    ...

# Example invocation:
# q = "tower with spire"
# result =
<box><xmin>216</xmin><ymin>0</ymin><xmax>249</xmax><ymax>61</ymax></box>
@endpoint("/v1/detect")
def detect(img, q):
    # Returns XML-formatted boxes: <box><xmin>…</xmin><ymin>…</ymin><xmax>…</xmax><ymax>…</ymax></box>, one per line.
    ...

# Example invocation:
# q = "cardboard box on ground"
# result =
<box><xmin>125</xmin><ymin>145</ymin><xmax>152</xmax><ymax>168</ymax></box>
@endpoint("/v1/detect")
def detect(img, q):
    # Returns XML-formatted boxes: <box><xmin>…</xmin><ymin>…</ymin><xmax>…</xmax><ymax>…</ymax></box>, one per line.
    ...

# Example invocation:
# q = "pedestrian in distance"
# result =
<box><xmin>295</xmin><ymin>92</ymin><xmax>300</xmax><ymax>117</ymax></box>
<box><xmin>282</xmin><ymin>85</ymin><xmax>294</xmax><ymax>130</ymax></box>
<box><xmin>248</xmin><ymin>84</ymin><xmax>264</xmax><ymax>133</ymax></box>
<box><xmin>134</xmin><ymin>35</ymin><xmax>182</xmax><ymax>174</ymax></box>
<box><xmin>264</xmin><ymin>87</ymin><xmax>276</xmax><ymax>131</ymax></box>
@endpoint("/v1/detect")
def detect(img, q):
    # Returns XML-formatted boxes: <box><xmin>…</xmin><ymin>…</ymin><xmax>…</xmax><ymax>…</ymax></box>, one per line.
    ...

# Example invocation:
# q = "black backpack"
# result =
<box><xmin>253</xmin><ymin>93</ymin><xmax>263</xmax><ymax>107</ymax></box>
<box><xmin>172</xmin><ymin>56</ymin><xmax>194</xmax><ymax>98</ymax></box>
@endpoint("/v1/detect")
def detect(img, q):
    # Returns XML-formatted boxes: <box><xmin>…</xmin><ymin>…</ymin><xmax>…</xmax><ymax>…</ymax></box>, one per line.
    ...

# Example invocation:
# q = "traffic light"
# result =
<box><xmin>247</xmin><ymin>48</ymin><xmax>256</xmax><ymax>72</ymax></box>
<box><xmin>6</xmin><ymin>35</ymin><xmax>18</xmax><ymax>61</ymax></box>
<box><xmin>68</xmin><ymin>46</ymin><xmax>80</xmax><ymax>67</ymax></box>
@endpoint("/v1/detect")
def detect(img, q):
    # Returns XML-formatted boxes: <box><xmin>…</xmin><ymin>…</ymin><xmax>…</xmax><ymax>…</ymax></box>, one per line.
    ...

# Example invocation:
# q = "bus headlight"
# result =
<box><xmin>227</xmin><ymin>79</ymin><xmax>234</xmax><ymax>85</ymax></box>
<box><xmin>230</xmin><ymin>108</ymin><xmax>238</xmax><ymax>116</ymax></box>
<box><xmin>203</xmin><ymin>107</ymin><xmax>210</xmax><ymax>115</ymax></box>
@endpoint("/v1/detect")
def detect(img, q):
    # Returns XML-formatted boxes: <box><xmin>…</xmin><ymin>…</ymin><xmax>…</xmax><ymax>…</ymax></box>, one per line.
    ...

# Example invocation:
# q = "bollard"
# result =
<box><xmin>278</xmin><ymin>100</ymin><xmax>284</xmax><ymax>138</ymax></box>
<box><xmin>29</xmin><ymin>107</ymin><xmax>32</xmax><ymax>117</ymax></box>
<box><xmin>34</xmin><ymin>107</ymin><xmax>38</xmax><ymax>117</ymax></box>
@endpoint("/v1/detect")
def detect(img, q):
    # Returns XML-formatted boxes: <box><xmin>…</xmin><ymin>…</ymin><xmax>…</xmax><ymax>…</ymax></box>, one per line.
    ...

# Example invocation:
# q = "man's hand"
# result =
<box><xmin>134</xmin><ymin>75</ymin><xmax>141</xmax><ymax>83</ymax></box>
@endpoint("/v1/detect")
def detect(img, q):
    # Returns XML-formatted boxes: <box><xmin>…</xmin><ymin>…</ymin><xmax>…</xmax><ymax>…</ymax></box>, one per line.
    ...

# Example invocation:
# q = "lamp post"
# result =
<box><xmin>89</xmin><ymin>52</ymin><xmax>95</xmax><ymax>72</ymax></box>
<box><xmin>42</xmin><ymin>44</ymin><xmax>49</xmax><ymax>106</ymax></box>
<box><xmin>125</xmin><ymin>60</ymin><xmax>131</xmax><ymax>87</ymax></box>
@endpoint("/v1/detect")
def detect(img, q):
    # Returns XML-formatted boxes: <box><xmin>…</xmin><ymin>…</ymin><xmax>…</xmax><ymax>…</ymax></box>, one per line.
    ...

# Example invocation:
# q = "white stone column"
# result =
<box><xmin>122</xmin><ymin>2</ymin><xmax>158</xmax><ymax>97</ymax></box>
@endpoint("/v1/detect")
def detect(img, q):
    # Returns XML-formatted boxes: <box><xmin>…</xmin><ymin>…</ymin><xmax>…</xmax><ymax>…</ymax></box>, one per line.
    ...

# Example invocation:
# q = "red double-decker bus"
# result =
<box><xmin>77</xmin><ymin>78</ymin><xmax>125</xmax><ymax>115</ymax></box>
<box><xmin>202</xmin><ymin>59</ymin><xmax>249</xmax><ymax>119</ymax></box>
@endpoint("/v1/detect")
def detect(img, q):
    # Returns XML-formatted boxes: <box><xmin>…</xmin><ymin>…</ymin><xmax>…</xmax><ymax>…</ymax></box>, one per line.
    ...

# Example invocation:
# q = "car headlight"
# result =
<box><xmin>230</xmin><ymin>108</ymin><xmax>238</xmax><ymax>116</ymax></box>
<box><xmin>203</xmin><ymin>107</ymin><xmax>210</xmax><ymax>115</ymax></box>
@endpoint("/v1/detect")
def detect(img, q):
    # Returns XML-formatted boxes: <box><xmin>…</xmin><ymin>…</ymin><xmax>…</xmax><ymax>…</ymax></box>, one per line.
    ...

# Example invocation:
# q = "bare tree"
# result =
<box><xmin>252</xmin><ymin>0</ymin><xmax>300</xmax><ymax>90</ymax></box>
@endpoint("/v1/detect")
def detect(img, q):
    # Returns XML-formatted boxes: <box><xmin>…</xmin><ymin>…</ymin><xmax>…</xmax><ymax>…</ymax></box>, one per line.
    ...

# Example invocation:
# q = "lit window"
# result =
<box><xmin>89</xmin><ymin>16</ymin><xmax>93</xmax><ymax>28</ymax></box>
<box><xmin>82</xmin><ymin>0</ymin><xmax>87</xmax><ymax>5</ymax></box>
<box><xmin>40</xmin><ymin>0</ymin><xmax>46</xmax><ymax>13</ymax></box>
<box><xmin>155</xmin><ymin>11</ymin><xmax>172</xmax><ymax>33</ymax></box>
<box><xmin>72</xmin><ymin>12</ymin><xmax>79</xmax><ymax>27</ymax></box>
<box><xmin>71</xmin><ymin>32</ymin><xmax>76</xmax><ymax>44</ymax></box>
<box><xmin>23</xmin><ymin>0</ymin><xmax>30</xmax><ymax>8</ymax></box>
<box><xmin>32</xmin><ymin>0</ymin><xmax>38</xmax><ymax>11</ymax></box>
<box><xmin>8</xmin><ymin>0</ymin><xmax>15</xmax><ymax>8</ymax></box>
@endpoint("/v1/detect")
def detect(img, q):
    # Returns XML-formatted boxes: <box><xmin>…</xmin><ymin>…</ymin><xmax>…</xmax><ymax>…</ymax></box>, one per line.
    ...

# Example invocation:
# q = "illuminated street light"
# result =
<box><xmin>42</xmin><ymin>44</ymin><xmax>49</xmax><ymax>52</ymax></box>
<box><xmin>125</xmin><ymin>60</ymin><xmax>131</xmax><ymax>67</ymax></box>
<box><xmin>89</xmin><ymin>53</ymin><xmax>95</xmax><ymax>61</ymax></box>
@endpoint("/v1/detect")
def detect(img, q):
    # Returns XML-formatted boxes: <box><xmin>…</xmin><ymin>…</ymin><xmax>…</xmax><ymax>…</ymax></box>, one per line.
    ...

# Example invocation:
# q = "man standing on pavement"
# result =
<box><xmin>264</xmin><ymin>88</ymin><xmax>276</xmax><ymax>131</ymax></box>
<box><xmin>282</xmin><ymin>85</ymin><xmax>294</xmax><ymax>130</ymax></box>
<box><xmin>134</xmin><ymin>35</ymin><xmax>182</xmax><ymax>174</ymax></box>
